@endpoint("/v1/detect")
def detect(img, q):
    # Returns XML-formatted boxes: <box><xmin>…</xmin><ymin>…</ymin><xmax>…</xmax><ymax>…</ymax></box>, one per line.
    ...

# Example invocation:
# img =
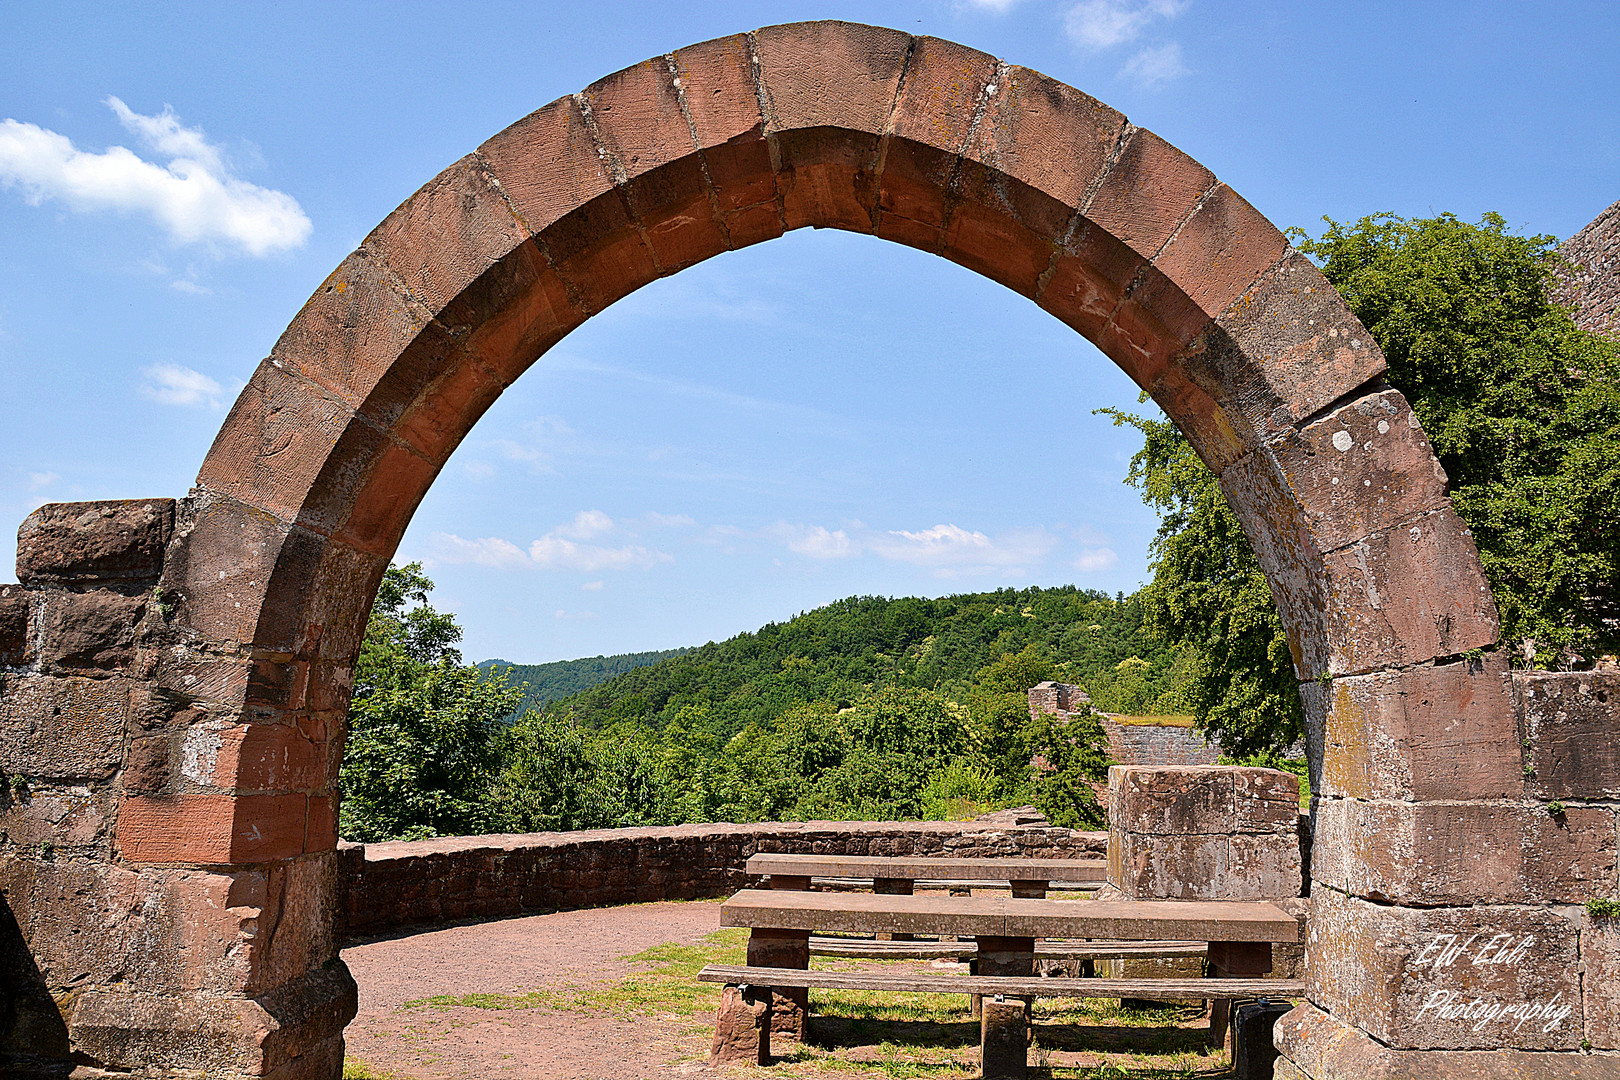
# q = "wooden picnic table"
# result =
<box><xmin>716</xmin><ymin>888</ymin><xmax>1301</xmax><ymax>1078</ymax></box>
<box><xmin>745</xmin><ymin>853</ymin><xmax>1106</xmax><ymax>898</ymax></box>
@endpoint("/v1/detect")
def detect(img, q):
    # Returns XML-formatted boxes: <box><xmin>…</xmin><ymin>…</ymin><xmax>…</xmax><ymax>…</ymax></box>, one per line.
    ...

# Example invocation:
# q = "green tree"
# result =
<box><xmin>1100</xmin><ymin>407</ymin><xmax>1303</xmax><ymax>758</ymax></box>
<box><xmin>1105</xmin><ymin>210</ymin><xmax>1620</xmax><ymax>756</ymax></box>
<box><xmin>1292</xmin><ymin>213</ymin><xmax>1620</xmax><ymax>666</ymax></box>
<box><xmin>339</xmin><ymin>563</ymin><xmax>521</xmax><ymax>841</ymax></box>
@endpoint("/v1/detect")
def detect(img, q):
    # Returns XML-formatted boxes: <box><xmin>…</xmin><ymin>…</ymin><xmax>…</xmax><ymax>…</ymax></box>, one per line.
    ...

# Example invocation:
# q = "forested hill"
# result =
<box><xmin>536</xmin><ymin>586</ymin><xmax>1189</xmax><ymax>740</ymax></box>
<box><xmin>476</xmin><ymin>649</ymin><xmax>689</xmax><ymax>716</ymax></box>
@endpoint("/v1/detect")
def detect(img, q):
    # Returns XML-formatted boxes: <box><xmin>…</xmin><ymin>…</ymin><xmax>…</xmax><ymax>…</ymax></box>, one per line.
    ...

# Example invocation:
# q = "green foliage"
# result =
<box><xmin>1099</xmin><ymin>407</ymin><xmax>1304</xmax><ymax>759</ymax></box>
<box><xmin>1027</xmin><ymin>707</ymin><xmax>1111</xmax><ymax>829</ymax></box>
<box><xmin>1292</xmin><ymin>212</ymin><xmax>1620</xmax><ymax>667</ymax></box>
<box><xmin>339</xmin><ymin>564</ymin><xmax>522</xmax><ymax>842</ymax></box>
<box><xmin>1101</xmin><ymin>210</ymin><xmax>1620</xmax><ymax>757</ymax></box>
<box><xmin>476</xmin><ymin>649</ymin><xmax>690</xmax><ymax>717</ymax></box>
<box><xmin>1588</xmin><ymin>898</ymin><xmax>1620</xmax><ymax>919</ymax></box>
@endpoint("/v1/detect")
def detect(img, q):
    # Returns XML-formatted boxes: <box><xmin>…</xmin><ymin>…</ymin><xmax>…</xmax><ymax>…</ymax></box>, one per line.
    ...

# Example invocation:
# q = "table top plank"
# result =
<box><xmin>746</xmin><ymin>853</ymin><xmax>1106</xmax><ymax>882</ymax></box>
<box><xmin>719</xmin><ymin>889</ymin><xmax>1300</xmax><ymax>943</ymax></box>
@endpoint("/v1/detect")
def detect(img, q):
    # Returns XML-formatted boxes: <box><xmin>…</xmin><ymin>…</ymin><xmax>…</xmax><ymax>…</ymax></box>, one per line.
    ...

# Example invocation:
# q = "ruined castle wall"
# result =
<box><xmin>1558</xmin><ymin>197</ymin><xmax>1620</xmax><ymax>340</ymax></box>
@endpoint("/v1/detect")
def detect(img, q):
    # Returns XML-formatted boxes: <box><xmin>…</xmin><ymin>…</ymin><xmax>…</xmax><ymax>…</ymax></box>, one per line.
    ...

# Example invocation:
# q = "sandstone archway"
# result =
<box><xmin>10</xmin><ymin>21</ymin><xmax>1568</xmax><ymax>1080</ymax></box>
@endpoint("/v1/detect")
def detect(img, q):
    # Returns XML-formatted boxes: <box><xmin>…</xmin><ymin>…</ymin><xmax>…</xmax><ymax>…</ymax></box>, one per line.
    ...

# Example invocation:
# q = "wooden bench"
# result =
<box><xmin>807</xmin><ymin>935</ymin><xmax>1207</xmax><ymax>962</ymax></box>
<box><xmin>746</xmin><ymin>853</ymin><xmax>1107</xmax><ymax>898</ymax></box>
<box><xmin>713</xmin><ymin>889</ymin><xmax>1302</xmax><ymax>1077</ymax></box>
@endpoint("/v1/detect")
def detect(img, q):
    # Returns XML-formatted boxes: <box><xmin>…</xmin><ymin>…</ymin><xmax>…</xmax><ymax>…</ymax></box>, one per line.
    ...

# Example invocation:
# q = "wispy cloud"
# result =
<box><xmin>957</xmin><ymin>0</ymin><xmax>1024</xmax><ymax>13</ymax></box>
<box><xmin>1066</xmin><ymin>0</ymin><xmax>1185</xmax><ymax>49</ymax></box>
<box><xmin>139</xmin><ymin>362</ymin><xmax>224</xmax><ymax>408</ymax></box>
<box><xmin>1074</xmin><ymin>547</ymin><xmax>1120</xmax><ymax>571</ymax></box>
<box><xmin>645</xmin><ymin>512</ymin><xmax>697</xmax><ymax>528</ymax></box>
<box><xmin>1120</xmin><ymin>41</ymin><xmax>1189</xmax><ymax>86</ymax></box>
<box><xmin>868</xmin><ymin>524</ymin><xmax>1058</xmax><ymax>577</ymax></box>
<box><xmin>1065</xmin><ymin>0</ymin><xmax>1191</xmax><ymax>86</ymax></box>
<box><xmin>427</xmin><ymin>512</ymin><xmax>673</xmax><ymax>575</ymax></box>
<box><xmin>0</xmin><ymin>98</ymin><xmax>311</xmax><ymax>255</ymax></box>
<box><xmin>27</xmin><ymin>471</ymin><xmax>59</xmax><ymax>491</ymax></box>
<box><xmin>775</xmin><ymin>523</ymin><xmax>858</xmax><ymax>560</ymax></box>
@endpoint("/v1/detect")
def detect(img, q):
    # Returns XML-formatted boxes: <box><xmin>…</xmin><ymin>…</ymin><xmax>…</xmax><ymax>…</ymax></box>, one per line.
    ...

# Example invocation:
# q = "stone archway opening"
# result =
<box><xmin>7</xmin><ymin>20</ymin><xmax>1582</xmax><ymax>1080</ymax></box>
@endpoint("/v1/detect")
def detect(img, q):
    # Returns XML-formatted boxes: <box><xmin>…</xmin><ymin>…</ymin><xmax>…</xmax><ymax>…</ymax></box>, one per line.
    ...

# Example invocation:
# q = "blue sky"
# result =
<box><xmin>2</xmin><ymin>2</ymin><xmax>1616</xmax><ymax>664</ymax></box>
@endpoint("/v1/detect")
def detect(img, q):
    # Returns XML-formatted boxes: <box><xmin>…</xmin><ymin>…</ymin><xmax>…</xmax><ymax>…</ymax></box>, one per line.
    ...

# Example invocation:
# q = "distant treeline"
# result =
<box><xmin>475</xmin><ymin>649</ymin><xmax>690</xmax><ymax>717</ymax></box>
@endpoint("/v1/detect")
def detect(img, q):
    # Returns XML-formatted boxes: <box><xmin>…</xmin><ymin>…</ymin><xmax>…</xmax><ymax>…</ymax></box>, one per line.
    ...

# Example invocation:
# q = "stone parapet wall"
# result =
<box><xmin>1097</xmin><ymin>717</ymin><xmax>1220</xmax><ymax>767</ymax></box>
<box><xmin>340</xmin><ymin>820</ymin><xmax>1107</xmax><ymax>939</ymax></box>
<box><xmin>1558</xmin><ymin>197</ymin><xmax>1620</xmax><ymax>341</ymax></box>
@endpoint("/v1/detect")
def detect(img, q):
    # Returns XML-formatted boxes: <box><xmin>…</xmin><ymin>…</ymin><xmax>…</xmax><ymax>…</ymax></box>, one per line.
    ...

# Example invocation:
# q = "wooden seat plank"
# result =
<box><xmin>697</xmin><ymin>964</ymin><xmax>1303</xmax><ymax>1001</ymax></box>
<box><xmin>747</xmin><ymin>853</ymin><xmax>1105</xmax><ymax>883</ymax></box>
<box><xmin>806</xmin><ymin>936</ymin><xmax>1208</xmax><ymax>960</ymax></box>
<box><xmin>720</xmin><ymin>889</ymin><xmax>1300</xmax><ymax>943</ymax></box>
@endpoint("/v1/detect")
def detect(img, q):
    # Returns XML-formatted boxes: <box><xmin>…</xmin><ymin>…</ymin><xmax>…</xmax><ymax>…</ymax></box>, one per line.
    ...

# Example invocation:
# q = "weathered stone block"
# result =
<box><xmin>117</xmin><ymin>791</ymin><xmax>309</xmax><ymax>864</ymax></box>
<box><xmin>1516</xmin><ymin>670</ymin><xmax>1620</xmax><ymax>801</ymax></box>
<box><xmin>1110</xmin><ymin>765</ymin><xmax>1298</xmax><ymax>835</ymax></box>
<box><xmin>16</xmin><ymin>499</ymin><xmax>174</xmax><ymax>585</ymax></box>
<box><xmin>1306</xmin><ymin>888</ymin><xmax>1583</xmax><ymax>1050</ymax></box>
<box><xmin>1112</xmin><ymin>832</ymin><xmax>1227</xmax><ymax>899</ymax></box>
<box><xmin>37</xmin><ymin>588</ymin><xmax>146</xmax><ymax>670</ymax></box>
<box><xmin>1585</xmin><ymin>913</ymin><xmax>1620</xmax><ymax>1049</ymax></box>
<box><xmin>0</xmin><ymin>673</ymin><xmax>130</xmax><ymax>779</ymax></box>
<box><xmin>0</xmin><ymin>583</ymin><xmax>30</xmax><ymax>666</ymax></box>
<box><xmin>1312</xmin><ymin>798</ymin><xmax>1615</xmax><ymax>905</ymax></box>
<box><xmin>0</xmin><ymin>781</ymin><xmax>115</xmax><ymax>852</ymax></box>
<box><xmin>1304</xmin><ymin>651</ymin><xmax>1522</xmax><ymax>801</ymax></box>
<box><xmin>1276</xmin><ymin>1000</ymin><xmax>1618</xmax><ymax>1079</ymax></box>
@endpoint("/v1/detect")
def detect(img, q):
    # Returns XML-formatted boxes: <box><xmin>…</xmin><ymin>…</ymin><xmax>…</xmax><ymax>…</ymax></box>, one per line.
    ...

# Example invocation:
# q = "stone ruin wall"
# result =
<box><xmin>1029</xmin><ymin>681</ymin><xmax>1221</xmax><ymax>767</ymax></box>
<box><xmin>1558</xmin><ymin>197</ymin><xmax>1620</xmax><ymax>341</ymax></box>
<box><xmin>341</xmin><ymin>819</ymin><xmax>1106</xmax><ymax>939</ymax></box>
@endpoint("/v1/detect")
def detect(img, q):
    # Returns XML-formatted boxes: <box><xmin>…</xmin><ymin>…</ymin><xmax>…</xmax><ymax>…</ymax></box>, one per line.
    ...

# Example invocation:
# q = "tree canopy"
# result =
<box><xmin>1106</xmin><ymin>211</ymin><xmax>1620</xmax><ymax>757</ymax></box>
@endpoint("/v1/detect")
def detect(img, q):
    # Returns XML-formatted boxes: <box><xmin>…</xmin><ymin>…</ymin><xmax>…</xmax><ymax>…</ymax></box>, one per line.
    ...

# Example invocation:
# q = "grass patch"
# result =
<box><xmin>342</xmin><ymin>1060</ymin><xmax>399</xmax><ymax>1080</ymax></box>
<box><xmin>399</xmin><ymin>927</ymin><xmax>748</xmax><ymax>1020</ymax></box>
<box><xmin>1106</xmin><ymin>715</ymin><xmax>1196</xmax><ymax>728</ymax></box>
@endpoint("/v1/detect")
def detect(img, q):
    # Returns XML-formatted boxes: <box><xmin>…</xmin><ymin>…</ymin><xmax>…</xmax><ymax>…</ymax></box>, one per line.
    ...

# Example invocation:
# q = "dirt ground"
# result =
<box><xmin>342</xmin><ymin>900</ymin><xmax>728</xmax><ymax>1079</ymax></box>
<box><xmin>341</xmin><ymin>900</ymin><xmax>1224</xmax><ymax>1080</ymax></box>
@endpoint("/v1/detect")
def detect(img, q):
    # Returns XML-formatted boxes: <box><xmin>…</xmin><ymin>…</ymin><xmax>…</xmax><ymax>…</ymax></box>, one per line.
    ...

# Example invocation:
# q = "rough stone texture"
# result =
<box><xmin>0</xmin><ymin>673</ymin><xmax>130</xmax><ymax>780</ymax></box>
<box><xmin>1306</xmin><ymin>888</ymin><xmax>1583</xmax><ymax>1051</ymax></box>
<box><xmin>1275</xmin><ymin>1001</ymin><xmax>1618</xmax><ymax>1079</ymax></box>
<box><xmin>1312</xmin><ymin>798</ymin><xmax>1616</xmax><ymax>906</ymax></box>
<box><xmin>1028</xmin><ymin>682</ymin><xmax>1222</xmax><ymax>765</ymax></box>
<box><xmin>709</xmin><ymin>983</ymin><xmax>770</xmax><ymax>1065</ymax></box>
<box><xmin>0</xmin><ymin>585</ymin><xmax>30</xmax><ymax>667</ymax></box>
<box><xmin>1584</xmin><ymin>913</ymin><xmax>1620</xmax><ymax>1049</ymax></box>
<box><xmin>16</xmin><ymin>500</ymin><xmax>174</xmax><ymax>586</ymax></box>
<box><xmin>341</xmin><ymin>819</ymin><xmax>1105</xmax><ymax>937</ymax></box>
<box><xmin>36</xmin><ymin>589</ymin><xmax>148</xmax><ymax>670</ymax></box>
<box><xmin>1303</xmin><ymin>651</ymin><xmax>1523</xmax><ymax>801</ymax></box>
<box><xmin>1557</xmin><ymin>197</ymin><xmax>1620</xmax><ymax>341</ymax></box>
<box><xmin>1515</xmin><ymin>669</ymin><xmax>1620</xmax><ymax>800</ymax></box>
<box><xmin>1107</xmin><ymin>766</ymin><xmax>1303</xmax><ymax>903</ymax></box>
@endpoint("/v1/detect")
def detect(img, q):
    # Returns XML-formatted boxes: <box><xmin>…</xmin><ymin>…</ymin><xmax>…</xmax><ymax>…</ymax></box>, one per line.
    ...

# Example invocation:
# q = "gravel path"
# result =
<box><xmin>342</xmin><ymin>901</ymin><xmax>727</xmax><ymax>1079</ymax></box>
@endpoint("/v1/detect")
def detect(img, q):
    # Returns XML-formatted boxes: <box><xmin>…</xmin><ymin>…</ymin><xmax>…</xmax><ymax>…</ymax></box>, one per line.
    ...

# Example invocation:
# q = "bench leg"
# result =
<box><xmin>968</xmin><ymin>956</ymin><xmax>981</xmax><ymax>1020</ymax></box>
<box><xmin>710</xmin><ymin>983</ymin><xmax>771</xmax><ymax>1066</ymax></box>
<box><xmin>749</xmin><ymin>928</ymin><xmax>811</xmax><ymax>1044</ymax></box>
<box><xmin>1206</xmin><ymin>941</ymin><xmax>1272</xmax><ymax>1052</ymax></box>
<box><xmin>976</xmin><ymin>936</ymin><xmax>1035</xmax><ymax>1072</ymax></box>
<box><xmin>981</xmin><ymin>996</ymin><xmax>1030</xmax><ymax>1079</ymax></box>
<box><xmin>873</xmin><ymin>877</ymin><xmax>914</xmax><ymax>940</ymax></box>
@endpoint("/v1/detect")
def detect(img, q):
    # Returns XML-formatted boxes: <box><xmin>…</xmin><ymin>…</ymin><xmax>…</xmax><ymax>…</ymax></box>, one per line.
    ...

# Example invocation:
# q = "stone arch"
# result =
<box><xmin>10</xmin><ymin>20</ymin><xmax>1543</xmax><ymax>1080</ymax></box>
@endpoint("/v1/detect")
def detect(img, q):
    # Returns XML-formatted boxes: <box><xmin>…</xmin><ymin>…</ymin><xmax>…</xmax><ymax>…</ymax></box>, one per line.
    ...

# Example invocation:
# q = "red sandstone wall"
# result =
<box><xmin>1558</xmin><ymin>198</ymin><xmax>1620</xmax><ymax>341</ymax></box>
<box><xmin>338</xmin><ymin>820</ymin><xmax>1106</xmax><ymax>938</ymax></box>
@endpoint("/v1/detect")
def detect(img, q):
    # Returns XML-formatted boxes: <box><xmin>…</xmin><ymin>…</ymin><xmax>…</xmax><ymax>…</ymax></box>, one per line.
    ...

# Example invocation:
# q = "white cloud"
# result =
<box><xmin>868</xmin><ymin>524</ymin><xmax>1058</xmax><ymax>577</ymax></box>
<box><xmin>784</xmin><ymin>524</ymin><xmax>857</xmax><ymax>560</ymax></box>
<box><xmin>0</xmin><ymin>98</ymin><xmax>310</xmax><ymax>256</ymax></box>
<box><xmin>581</xmin><ymin>580</ymin><xmax>605</xmax><ymax>591</ymax></box>
<box><xmin>139</xmin><ymin>362</ymin><xmax>224</xmax><ymax>408</ymax></box>
<box><xmin>645</xmin><ymin>512</ymin><xmax>697</xmax><ymax>528</ymax></box>
<box><xmin>1121</xmin><ymin>41</ymin><xmax>1190</xmax><ymax>86</ymax></box>
<box><xmin>553</xmin><ymin>509</ymin><xmax>614</xmax><ymax>541</ymax></box>
<box><xmin>27</xmin><ymin>471</ymin><xmax>59</xmax><ymax>491</ymax></box>
<box><xmin>529</xmin><ymin>533</ymin><xmax>671</xmax><ymax>572</ymax></box>
<box><xmin>427</xmin><ymin>533</ymin><xmax>531</xmax><ymax>570</ymax></box>
<box><xmin>1065</xmin><ymin>0</ymin><xmax>1186</xmax><ymax>52</ymax></box>
<box><xmin>958</xmin><ymin>0</ymin><xmax>1024</xmax><ymax>13</ymax></box>
<box><xmin>1074</xmin><ymin>547</ymin><xmax>1120</xmax><ymax>571</ymax></box>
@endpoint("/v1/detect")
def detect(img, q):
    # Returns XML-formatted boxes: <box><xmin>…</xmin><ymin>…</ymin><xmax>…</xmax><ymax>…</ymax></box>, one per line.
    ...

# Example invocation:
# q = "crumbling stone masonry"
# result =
<box><xmin>1030</xmin><ymin>681</ymin><xmax>1222</xmax><ymax>766</ymax></box>
<box><xmin>3</xmin><ymin>20</ymin><xmax>1617</xmax><ymax>1078</ymax></box>
<box><xmin>1558</xmin><ymin>197</ymin><xmax>1620</xmax><ymax>340</ymax></box>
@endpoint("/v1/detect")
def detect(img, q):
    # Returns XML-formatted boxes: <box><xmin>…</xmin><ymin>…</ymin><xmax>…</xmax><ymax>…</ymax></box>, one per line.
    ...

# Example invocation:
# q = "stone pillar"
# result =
<box><xmin>0</xmin><ymin>501</ymin><xmax>356</xmax><ymax>1080</ymax></box>
<box><xmin>1274</xmin><ymin>659</ymin><xmax>1620</xmax><ymax>1077</ymax></box>
<box><xmin>747</xmin><ymin>928</ymin><xmax>810</xmax><ymax>1043</ymax></box>
<box><xmin>976</xmin><ymin>935</ymin><xmax>1035</xmax><ymax>1079</ymax></box>
<box><xmin>1106</xmin><ymin>765</ymin><xmax>1304</xmax><ymax>1035</ymax></box>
